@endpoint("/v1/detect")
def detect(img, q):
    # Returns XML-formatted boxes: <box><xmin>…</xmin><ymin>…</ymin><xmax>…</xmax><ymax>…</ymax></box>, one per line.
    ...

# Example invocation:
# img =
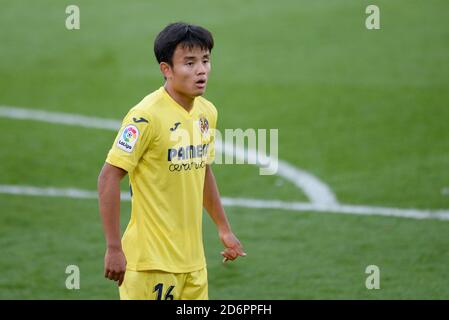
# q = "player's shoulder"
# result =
<box><xmin>132</xmin><ymin>88</ymin><xmax>166</xmax><ymax>115</ymax></box>
<box><xmin>196</xmin><ymin>95</ymin><xmax>218</xmax><ymax>118</ymax></box>
<box><xmin>124</xmin><ymin>87</ymin><xmax>166</xmax><ymax>123</ymax></box>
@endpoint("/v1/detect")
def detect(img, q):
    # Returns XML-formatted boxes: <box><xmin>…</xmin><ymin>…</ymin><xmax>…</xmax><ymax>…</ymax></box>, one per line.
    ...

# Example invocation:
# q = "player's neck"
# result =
<box><xmin>164</xmin><ymin>83</ymin><xmax>194</xmax><ymax>112</ymax></box>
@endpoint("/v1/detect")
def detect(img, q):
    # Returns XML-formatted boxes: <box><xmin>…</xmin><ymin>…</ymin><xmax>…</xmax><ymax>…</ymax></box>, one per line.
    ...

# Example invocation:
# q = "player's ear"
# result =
<box><xmin>160</xmin><ymin>62</ymin><xmax>172</xmax><ymax>80</ymax></box>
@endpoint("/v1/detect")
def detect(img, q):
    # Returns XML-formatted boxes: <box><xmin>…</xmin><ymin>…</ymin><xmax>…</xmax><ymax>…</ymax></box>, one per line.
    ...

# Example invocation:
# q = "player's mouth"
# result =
<box><xmin>195</xmin><ymin>78</ymin><xmax>207</xmax><ymax>89</ymax></box>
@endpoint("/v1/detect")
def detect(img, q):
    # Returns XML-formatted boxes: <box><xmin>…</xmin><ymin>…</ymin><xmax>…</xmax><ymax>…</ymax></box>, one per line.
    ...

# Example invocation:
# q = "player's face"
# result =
<box><xmin>168</xmin><ymin>45</ymin><xmax>211</xmax><ymax>97</ymax></box>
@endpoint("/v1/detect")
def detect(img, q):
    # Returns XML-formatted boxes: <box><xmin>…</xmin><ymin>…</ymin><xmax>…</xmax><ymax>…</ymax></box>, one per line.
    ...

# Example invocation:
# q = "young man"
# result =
<box><xmin>97</xmin><ymin>22</ymin><xmax>246</xmax><ymax>300</ymax></box>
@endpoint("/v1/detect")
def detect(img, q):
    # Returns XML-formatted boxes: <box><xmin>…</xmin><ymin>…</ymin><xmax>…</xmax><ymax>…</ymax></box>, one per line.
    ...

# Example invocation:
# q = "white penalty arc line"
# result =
<box><xmin>1</xmin><ymin>185</ymin><xmax>449</xmax><ymax>221</ymax></box>
<box><xmin>216</xmin><ymin>141</ymin><xmax>337</xmax><ymax>205</ymax></box>
<box><xmin>0</xmin><ymin>105</ymin><xmax>337</xmax><ymax>205</ymax></box>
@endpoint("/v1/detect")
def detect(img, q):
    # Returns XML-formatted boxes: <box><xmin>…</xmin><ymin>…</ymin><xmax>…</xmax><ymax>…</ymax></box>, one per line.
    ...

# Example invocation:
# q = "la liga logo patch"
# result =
<box><xmin>117</xmin><ymin>124</ymin><xmax>139</xmax><ymax>152</ymax></box>
<box><xmin>123</xmin><ymin>126</ymin><xmax>138</xmax><ymax>143</ymax></box>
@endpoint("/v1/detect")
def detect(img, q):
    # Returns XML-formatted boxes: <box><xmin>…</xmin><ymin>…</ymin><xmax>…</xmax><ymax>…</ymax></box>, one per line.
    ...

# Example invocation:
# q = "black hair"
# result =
<box><xmin>154</xmin><ymin>22</ymin><xmax>214</xmax><ymax>66</ymax></box>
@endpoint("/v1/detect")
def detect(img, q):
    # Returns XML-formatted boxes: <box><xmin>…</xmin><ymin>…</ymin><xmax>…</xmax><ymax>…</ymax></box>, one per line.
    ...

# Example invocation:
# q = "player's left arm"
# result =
<box><xmin>203</xmin><ymin>164</ymin><xmax>247</xmax><ymax>262</ymax></box>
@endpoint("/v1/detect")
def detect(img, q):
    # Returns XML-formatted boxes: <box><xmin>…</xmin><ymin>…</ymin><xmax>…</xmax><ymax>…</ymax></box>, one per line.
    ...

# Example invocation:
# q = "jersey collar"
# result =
<box><xmin>161</xmin><ymin>86</ymin><xmax>197</xmax><ymax>118</ymax></box>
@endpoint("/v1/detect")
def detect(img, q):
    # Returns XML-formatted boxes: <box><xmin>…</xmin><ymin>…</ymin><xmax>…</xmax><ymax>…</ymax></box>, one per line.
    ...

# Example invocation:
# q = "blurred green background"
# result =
<box><xmin>0</xmin><ymin>0</ymin><xmax>448</xmax><ymax>299</ymax></box>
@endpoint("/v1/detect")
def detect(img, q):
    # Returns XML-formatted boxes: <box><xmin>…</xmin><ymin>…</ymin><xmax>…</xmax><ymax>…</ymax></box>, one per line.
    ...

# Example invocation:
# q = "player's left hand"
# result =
<box><xmin>219</xmin><ymin>231</ymin><xmax>246</xmax><ymax>263</ymax></box>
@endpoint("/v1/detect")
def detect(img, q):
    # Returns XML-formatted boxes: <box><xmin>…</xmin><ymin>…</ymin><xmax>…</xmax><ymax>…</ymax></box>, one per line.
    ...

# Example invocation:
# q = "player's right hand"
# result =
<box><xmin>104</xmin><ymin>248</ymin><xmax>127</xmax><ymax>286</ymax></box>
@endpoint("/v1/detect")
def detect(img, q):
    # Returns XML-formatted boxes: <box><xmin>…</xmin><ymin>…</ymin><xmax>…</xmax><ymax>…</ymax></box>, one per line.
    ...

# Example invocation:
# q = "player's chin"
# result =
<box><xmin>192</xmin><ymin>83</ymin><xmax>207</xmax><ymax>96</ymax></box>
<box><xmin>192</xmin><ymin>87</ymin><xmax>207</xmax><ymax>97</ymax></box>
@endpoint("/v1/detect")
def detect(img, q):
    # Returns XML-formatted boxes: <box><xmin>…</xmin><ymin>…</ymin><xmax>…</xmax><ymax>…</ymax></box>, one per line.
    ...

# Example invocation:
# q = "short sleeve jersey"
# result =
<box><xmin>106</xmin><ymin>87</ymin><xmax>217</xmax><ymax>273</ymax></box>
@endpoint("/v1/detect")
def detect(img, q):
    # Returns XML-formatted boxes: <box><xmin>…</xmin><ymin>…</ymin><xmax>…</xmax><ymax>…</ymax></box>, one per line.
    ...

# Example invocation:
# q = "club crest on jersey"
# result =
<box><xmin>117</xmin><ymin>124</ymin><xmax>139</xmax><ymax>153</ymax></box>
<box><xmin>198</xmin><ymin>115</ymin><xmax>209</xmax><ymax>136</ymax></box>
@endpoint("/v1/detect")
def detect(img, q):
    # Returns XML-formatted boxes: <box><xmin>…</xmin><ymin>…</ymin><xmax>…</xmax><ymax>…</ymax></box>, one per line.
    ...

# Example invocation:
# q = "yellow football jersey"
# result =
<box><xmin>106</xmin><ymin>86</ymin><xmax>217</xmax><ymax>273</ymax></box>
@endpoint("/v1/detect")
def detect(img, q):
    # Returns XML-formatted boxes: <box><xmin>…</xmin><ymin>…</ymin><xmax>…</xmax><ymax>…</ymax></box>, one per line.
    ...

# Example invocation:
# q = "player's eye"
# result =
<box><xmin>186</xmin><ymin>62</ymin><xmax>194</xmax><ymax>66</ymax></box>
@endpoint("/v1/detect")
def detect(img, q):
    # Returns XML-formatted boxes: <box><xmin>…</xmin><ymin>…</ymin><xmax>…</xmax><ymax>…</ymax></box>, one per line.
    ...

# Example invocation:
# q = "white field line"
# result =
<box><xmin>1</xmin><ymin>185</ymin><xmax>449</xmax><ymax>221</ymax></box>
<box><xmin>2</xmin><ymin>106</ymin><xmax>448</xmax><ymax>220</ymax></box>
<box><xmin>216</xmin><ymin>141</ymin><xmax>337</xmax><ymax>205</ymax></box>
<box><xmin>0</xmin><ymin>105</ymin><xmax>337</xmax><ymax>205</ymax></box>
<box><xmin>0</xmin><ymin>184</ymin><xmax>130</xmax><ymax>201</ymax></box>
<box><xmin>0</xmin><ymin>105</ymin><xmax>120</xmax><ymax>130</ymax></box>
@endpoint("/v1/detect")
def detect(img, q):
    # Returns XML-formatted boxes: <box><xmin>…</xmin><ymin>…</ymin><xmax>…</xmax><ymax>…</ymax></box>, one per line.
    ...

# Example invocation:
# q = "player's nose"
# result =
<box><xmin>196</xmin><ymin>63</ymin><xmax>207</xmax><ymax>75</ymax></box>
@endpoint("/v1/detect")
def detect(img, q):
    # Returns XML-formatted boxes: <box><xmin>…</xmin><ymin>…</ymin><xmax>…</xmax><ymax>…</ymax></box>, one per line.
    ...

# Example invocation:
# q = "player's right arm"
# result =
<box><xmin>98</xmin><ymin>163</ymin><xmax>128</xmax><ymax>286</ymax></box>
<box><xmin>98</xmin><ymin>106</ymin><xmax>154</xmax><ymax>286</ymax></box>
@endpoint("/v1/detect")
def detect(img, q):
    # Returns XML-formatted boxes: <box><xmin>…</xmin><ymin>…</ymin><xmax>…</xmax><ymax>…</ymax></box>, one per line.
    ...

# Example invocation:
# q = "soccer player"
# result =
<box><xmin>97</xmin><ymin>22</ymin><xmax>246</xmax><ymax>300</ymax></box>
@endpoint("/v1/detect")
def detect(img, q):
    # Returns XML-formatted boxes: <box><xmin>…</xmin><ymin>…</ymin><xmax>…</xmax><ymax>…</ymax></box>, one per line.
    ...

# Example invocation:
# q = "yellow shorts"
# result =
<box><xmin>119</xmin><ymin>268</ymin><xmax>208</xmax><ymax>300</ymax></box>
